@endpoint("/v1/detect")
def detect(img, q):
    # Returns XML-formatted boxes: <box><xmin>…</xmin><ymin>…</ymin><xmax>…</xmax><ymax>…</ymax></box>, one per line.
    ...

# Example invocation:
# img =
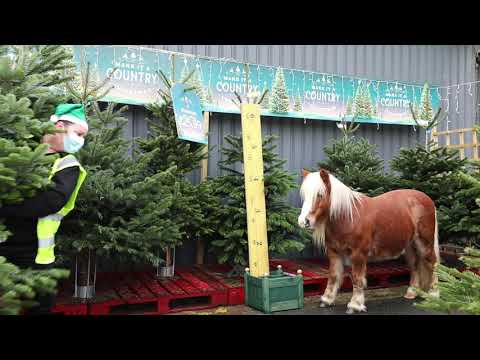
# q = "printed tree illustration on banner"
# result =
<box><xmin>420</xmin><ymin>82</ymin><xmax>434</xmax><ymax>121</ymax></box>
<box><xmin>293</xmin><ymin>92</ymin><xmax>302</xmax><ymax>112</ymax></box>
<box><xmin>353</xmin><ymin>83</ymin><xmax>374</xmax><ymax>118</ymax></box>
<box><xmin>269</xmin><ymin>67</ymin><xmax>290</xmax><ymax>113</ymax></box>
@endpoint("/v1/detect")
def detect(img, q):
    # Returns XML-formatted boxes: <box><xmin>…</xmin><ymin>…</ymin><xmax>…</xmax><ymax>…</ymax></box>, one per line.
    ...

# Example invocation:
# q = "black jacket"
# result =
<box><xmin>0</xmin><ymin>158</ymin><xmax>80</xmax><ymax>269</ymax></box>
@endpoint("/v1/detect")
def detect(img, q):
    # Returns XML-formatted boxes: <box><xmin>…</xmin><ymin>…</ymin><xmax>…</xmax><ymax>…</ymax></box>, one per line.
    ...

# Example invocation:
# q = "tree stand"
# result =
<box><xmin>157</xmin><ymin>247</ymin><xmax>175</xmax><ymax>278</ymax></box>
<box><xmin>73</xmin><ymin>249</ymin><xmax>96</xmax><ymax>300</ymax></box>
<box><xmin>244</xmin><ymin>265</ymin><xmax>304</xmax><ymax>314</ymax></box>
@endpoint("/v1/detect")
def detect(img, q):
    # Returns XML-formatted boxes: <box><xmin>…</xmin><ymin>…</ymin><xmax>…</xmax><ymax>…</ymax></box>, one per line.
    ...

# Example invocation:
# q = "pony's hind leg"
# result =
<box><xmin>320</xmin><ymin>249</ymin><xmax>344</xmax><ymax>307</ymax></box>
<box><xmin>346</xmin><ymin>252</ymin><xmax>368</xmax><ymax>314</ymax></box>
<box><xmin>415</xmin><ymin>218</ymin><xmax>439</xmax><ymax>297</ymax></box>
<box><xmin>404</xmin><ymin>243</ymin><xmax>420</xmax><ymax>299</ymax></box>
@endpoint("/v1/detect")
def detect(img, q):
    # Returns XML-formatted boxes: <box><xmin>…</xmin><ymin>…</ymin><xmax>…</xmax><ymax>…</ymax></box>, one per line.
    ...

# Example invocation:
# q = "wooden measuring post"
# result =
<box><xmin>195</xmin><ymin>111</ymin><xmax>210</xmax><ymax>265</ymax></box>
<box><xmin>241</xmin><ymin>104</ymin><xmax>269</xmax><ymax>277</ymax></box>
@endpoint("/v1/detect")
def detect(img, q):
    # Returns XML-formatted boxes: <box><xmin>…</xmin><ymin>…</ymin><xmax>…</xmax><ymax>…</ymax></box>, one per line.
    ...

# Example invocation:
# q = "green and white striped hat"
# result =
<box><xmin>50</xmin><ymin>104</ymin><xmax>88</xmax><ymax>130</ymax></box>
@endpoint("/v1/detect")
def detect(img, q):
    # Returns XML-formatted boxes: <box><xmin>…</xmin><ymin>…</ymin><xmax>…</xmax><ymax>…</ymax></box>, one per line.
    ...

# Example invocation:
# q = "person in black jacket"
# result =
<box><xmin>0</xmin><ymin>104</ymin><xmax>89</xmax><ymax>314</ymax></box>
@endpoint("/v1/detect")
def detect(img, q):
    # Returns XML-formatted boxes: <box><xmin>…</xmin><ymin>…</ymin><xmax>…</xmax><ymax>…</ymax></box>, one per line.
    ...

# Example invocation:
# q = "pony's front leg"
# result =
<box><xmin>346</xmin><ymin>253</ymin><xmax>368</xmax><ymax>314</ymax></box>
<box><xmin>320</xmin><ymin>250</ymin><xmax>344</xmax><ymax>307</ymax></box>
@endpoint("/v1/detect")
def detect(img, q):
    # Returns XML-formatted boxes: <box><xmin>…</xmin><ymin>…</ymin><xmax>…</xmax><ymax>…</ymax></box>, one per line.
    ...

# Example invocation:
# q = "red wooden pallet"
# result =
<box><xmin>194</xmin><ymin>264</ymin><xmax>245</xmax><ymax>305</ymax></box>
<box><xmin>51</xmin><ymin>258</ymin><xmax>413</xmax><ymax>314</ymax></box>
<box><xmin>88</xmin><ymin>270</ymin><xmax>228</xmax><ymax>315</ymax></box>
<box><xmin>51</xmin><ymin>279</ymin><xmax>88</xmax><ymax>315</ymax></box>
<box><xmin>296</xmin><ymin>258</ymin><xmax>410</xmax><ymax>291</ymax></box>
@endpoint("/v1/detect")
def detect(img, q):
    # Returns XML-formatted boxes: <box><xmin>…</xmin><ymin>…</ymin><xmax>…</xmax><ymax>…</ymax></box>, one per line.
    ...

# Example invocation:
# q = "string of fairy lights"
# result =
<box><xmin>78</xmin><ymin>45</ymin><xmax>480</xmax><ymax>133</ymax></box>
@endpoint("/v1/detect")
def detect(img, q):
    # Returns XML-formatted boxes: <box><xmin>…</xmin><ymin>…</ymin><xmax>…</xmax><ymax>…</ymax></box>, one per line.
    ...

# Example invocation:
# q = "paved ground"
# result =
<box><xmin>167</xmin><ymin>285</ymin><xmax>447</xmax><ymax>316</ymax></box>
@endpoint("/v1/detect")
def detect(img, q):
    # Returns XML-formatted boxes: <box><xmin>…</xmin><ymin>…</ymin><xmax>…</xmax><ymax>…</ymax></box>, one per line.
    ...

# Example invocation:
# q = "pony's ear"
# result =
<box><xmin>319</xmin><ymin>169</ymin><xmax>331</xmax><ymax>192</ymax></box>
<box><xmin>302</xmin><ymin>169</ymin><xmax>310</xmax><ymax>178</ymax></box>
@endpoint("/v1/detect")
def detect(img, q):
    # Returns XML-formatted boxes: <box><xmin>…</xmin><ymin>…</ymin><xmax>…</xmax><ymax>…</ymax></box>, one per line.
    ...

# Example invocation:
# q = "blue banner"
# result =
<box><xmin>72</xmin><ymin>45</ymin><xmax>441</xmax><ymax>126</ymax></box>
<box><xmin>171</xmin><ymin>83</ymin><xmax>207</xmax><ymax>144</ymax></box>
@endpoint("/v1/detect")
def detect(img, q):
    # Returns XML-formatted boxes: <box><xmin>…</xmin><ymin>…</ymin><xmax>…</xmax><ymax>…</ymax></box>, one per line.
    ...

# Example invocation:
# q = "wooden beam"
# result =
<box><xmin>473</xmin><ymin>128</ymin><xmax>479</xmax><ymax>160</ymax></box>
<box><xmin>433</xmin><ymin>128</ymin><xmax>475</xmax><ymax>136</ymax></box>
<box><xmin>431</xmin><ymin>126</ymin><xmax>438</xmax><ymax>149</ymax></box>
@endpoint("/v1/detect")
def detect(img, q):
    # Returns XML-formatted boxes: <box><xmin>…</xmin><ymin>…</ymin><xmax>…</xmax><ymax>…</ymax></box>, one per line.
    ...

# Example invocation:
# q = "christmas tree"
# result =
<box><xmin>57</xmin><ymin>60</ymin><xmax>188</xmax><ymax>269</ymax></box>
<box><xmin>136</xmin><ymin>101</ymin><xmax>218</xmax><ymax>262</ymax></box>
<box><xmin>420</xmin><ymin>82</ymin><xmax>434</xmax><ymax>121</ymax></box>
<box><xmin>0</xmin><ymin>45</ymin><xmax>73</xmax><ymax>314</ymax></box>
<box><xmin>389</xmin><ymin>143</ymin><xmax>468</xmax><ymax>242</ymax></box>
<box><xmin>436</xmin><ymin>165</ymin><xmax>480</xmax><ymax>245</ymax></box>
<box><xmin>269</xmin><ymin>68</ymin><xmax>289</xmax><ymax>113</ymax></box>
<box><xmin>137</xmin><ymin>102</ymin><xmax>206</xmax><ymax>176</ymax></box>
<box><xmin>135</xmin><ymin>69</ymin><xmax>221</xmax><ymax>265</ymax></box>
<box><xmin>415</xmin><ymin>246</ymin><xmax>480</xmax><ymax>315</ymax></box>
<box><xmin>318</xmin><ymin>118</ymin><xmax>393</xmax><ymax>197</ymax></box>
<box><xmin>0</xmin><ymin>256</ymin><xmax>68</xmax><ymax>315</ymax></box>
<box><xmin>56</xmin><ymin>102</ymin><xmax>173</xmax><ymax>266</ymax></box>
<box><xmin>209</xmin><ymin>134</ymin><xmax>310</xmax><ymax>274</ymax></box>
<box><xmin>180</xmin><ymin>63</ymin><xmax>207</xmax><ymax>105</ymax></box>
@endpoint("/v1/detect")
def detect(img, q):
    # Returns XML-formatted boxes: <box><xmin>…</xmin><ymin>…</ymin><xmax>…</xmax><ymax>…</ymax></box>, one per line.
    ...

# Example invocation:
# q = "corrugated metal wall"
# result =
<box><xmin>121</xmin><ymin>45</ymin><xmax>479</xmax><ymax>265</ymax></box>
<box><xmin>129</xmin><ymin>45</ymin><xmax>478</xmax><ymax>203</ymax></box>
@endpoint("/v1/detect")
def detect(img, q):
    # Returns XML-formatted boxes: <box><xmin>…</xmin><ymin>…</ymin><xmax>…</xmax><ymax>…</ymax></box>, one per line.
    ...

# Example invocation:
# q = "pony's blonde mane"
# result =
<box><xmin>300</xmin><ymin>172</ymin><xmax>363</xmax><ymax>223</ymax></box>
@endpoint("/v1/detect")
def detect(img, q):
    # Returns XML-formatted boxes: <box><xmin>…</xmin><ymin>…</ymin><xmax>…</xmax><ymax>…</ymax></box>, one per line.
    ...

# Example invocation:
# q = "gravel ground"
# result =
<box><xmin>165</xmin><ymin>285</ymin><xmax>447</xmax><ymax>316</ymax></box>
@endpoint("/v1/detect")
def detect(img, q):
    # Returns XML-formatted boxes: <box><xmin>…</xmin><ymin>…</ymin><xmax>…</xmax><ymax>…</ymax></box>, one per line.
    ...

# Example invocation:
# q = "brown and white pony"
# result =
<box><xmin>298</xmin><ymin>169</ymin><xmax>440</xmax><ymax>314</ymax></box>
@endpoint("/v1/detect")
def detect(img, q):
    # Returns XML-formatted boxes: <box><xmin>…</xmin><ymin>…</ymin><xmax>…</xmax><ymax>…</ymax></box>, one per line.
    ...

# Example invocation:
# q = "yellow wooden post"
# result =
<box><xmin>241</xmin><ymin>104</ymin><xmax>269</xmax><ymax>277</ymax></box>
<box><xmin>195</xmin><ymin>111</ymin><xmax>210</xmax><ymax>265</ymax></box>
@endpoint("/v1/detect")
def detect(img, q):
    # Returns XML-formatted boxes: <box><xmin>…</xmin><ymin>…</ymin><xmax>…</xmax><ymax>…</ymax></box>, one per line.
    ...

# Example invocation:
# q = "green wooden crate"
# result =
<box><xmin>244</xmin><ymin>267</ymin><xmax>304</xmax><ymax>314</ymax></box>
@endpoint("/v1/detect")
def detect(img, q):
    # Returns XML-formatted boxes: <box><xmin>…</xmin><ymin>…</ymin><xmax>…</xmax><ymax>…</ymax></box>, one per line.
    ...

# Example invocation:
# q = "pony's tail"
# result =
<box><xmin>434</xmin><ymin>208</ymin><xmax>440</xmax><ymax>265</ymax></box>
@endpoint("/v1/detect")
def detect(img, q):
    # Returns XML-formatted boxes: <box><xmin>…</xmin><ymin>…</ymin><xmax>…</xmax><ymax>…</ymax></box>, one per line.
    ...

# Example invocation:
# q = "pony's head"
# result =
<box><xmin>298</xmin><ymin>168</ymin><xmax>363</xmax><ymax>230</ymax></box>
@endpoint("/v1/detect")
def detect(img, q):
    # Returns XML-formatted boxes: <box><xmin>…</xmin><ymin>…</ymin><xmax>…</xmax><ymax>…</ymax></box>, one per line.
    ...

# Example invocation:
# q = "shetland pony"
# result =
<box><xmin>298</xmin><ymin>169</ymin><xmax>440</xmax><ymax>314</ymax></box>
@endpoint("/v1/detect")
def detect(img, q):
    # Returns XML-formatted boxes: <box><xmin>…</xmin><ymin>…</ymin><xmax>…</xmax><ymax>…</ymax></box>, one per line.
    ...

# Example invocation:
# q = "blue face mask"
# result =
<box><xmin>63</xmin><ymin>131</ymin><xmax>85</xmax><ymax>154</ymax></box>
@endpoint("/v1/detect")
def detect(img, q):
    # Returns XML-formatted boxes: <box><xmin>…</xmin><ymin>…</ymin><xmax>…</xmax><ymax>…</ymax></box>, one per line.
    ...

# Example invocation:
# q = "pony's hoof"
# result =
<box><xmin>404</xmin><ymin>287</ymin><xmax>417</xmax><ymax>300</ymax></box>
<box><xmin>346</xmin><ymin>303</ymin><xmax>367</xmax><ymax>314</ymax></box>
<box><xmin>320</xmin><ymin>296</ymin><xmax>334</xmax><ymax>307</ymax></box>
